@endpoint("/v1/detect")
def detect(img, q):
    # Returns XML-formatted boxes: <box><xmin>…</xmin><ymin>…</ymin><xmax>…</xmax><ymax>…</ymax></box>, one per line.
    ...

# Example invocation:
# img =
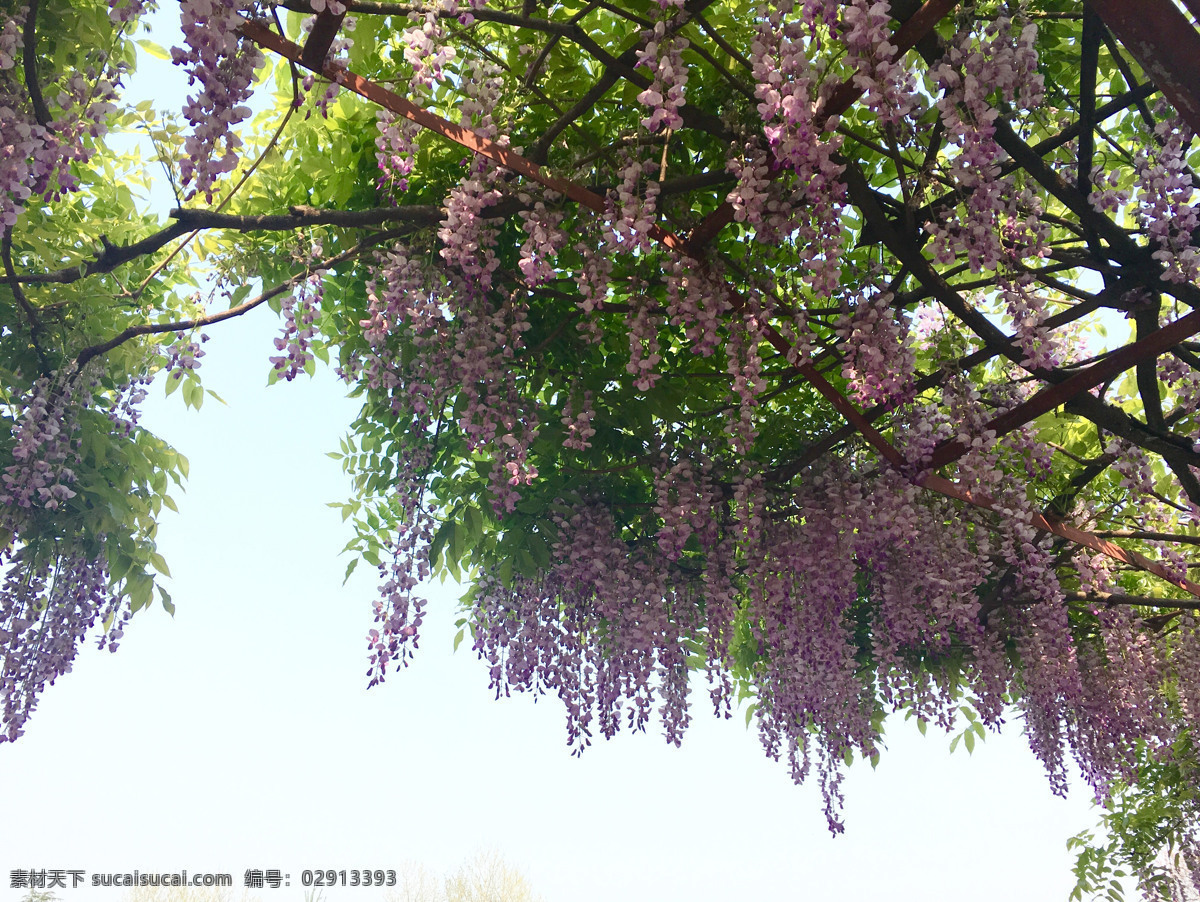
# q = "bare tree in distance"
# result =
<box><xmin>388</xmin><ymin>851</ymin><xmax>543</xmax><ymax>902</ymax></box>
<box><xmin>122</xmin><ymin>885</ymin><xmax>260</xmax><ymax>902</ymax></box>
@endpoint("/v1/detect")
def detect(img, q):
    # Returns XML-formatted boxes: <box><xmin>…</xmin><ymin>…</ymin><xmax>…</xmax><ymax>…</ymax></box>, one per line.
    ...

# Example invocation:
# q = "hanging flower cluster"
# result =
<box><xmin>750</xmin><ymin>12</ymin><xmax>847</xmax><ymax>296</ymax></box>
<box><xmin>517</xmin><ymin>195</ymin><xmax>566</xmax><ymax>287</ymax></box>
<box><xmin>367</xmin><ymin>446</ymin><xmax>435</xmax><ymax>683</ymax></box>
<box><xmin>608</xmin><ymin>157</ymin><xmax>661</xmax><ymax>253</ymax></box>
<box><xmin>298</xmin><ymin>9</ymin><xmax>356</xmax><ymax>116</ymax></box>
<box><xmin>635</xmin><ymin>17</ymin><xmax>688</xmax><ymax>133</ymax></box>
<box><xmin>165</xmin><ymin>331</ymin><xmax>208</xmax><ymax>381</ymax></box>
<box><xmin>172</xmin><ymin>0</ymin><xmax>263</xmax><ymax>200</ymax></box>
<box><xmin>0</xmin><ymin>8</ymin><xmax>121</xmax><ymax>234</ymax></box>
<box><xmin>0</xmin><ymin>548</ymin><xmax>113</xmax><ymax>742</ymax></box>
<box><xmin>926</xmin><ymin>16</ymin><xmax>1043</xmax><ymax>273</ymax></box>
<box><xmin>313</xmin><ymin>6</ymin><xmax>1200</xmax><ymax>850</ymax></box>
<box><xmin>271</xmin><ymin>273</ymin><xmax>322</xmax><ymax>381</ymax></box>
<box><xmin>438</xmin><ymin>161</ymin><xmax>503</xmax><ymax>289</ymax></box>
<box><xmin>841</xmin><ymin>0</ymin><xmax>917</xmax><ymax>126</ymax></box>
<box><xmin>399</xmin><ymin>0</ymin><xmax>459</xmax><ymax>90</ymax></box>
<box><xmin>0</xmin><ymin>377</ymin><xmax>83</xmax><ymax>515</ymax></box>
<box><xmin>1133</xmin><ymin>116</ymin><xmax>1200</xmax><ymax>285</ymax></box>
<box><xmin>375</xmin><ymin>105</ymin><xmax>422</xmax><ymax>195</ymax></box>
<box><xmin>10</xmin><ymin>2</ymin><xmax>1200</xmax><ymax>884</ymax></box>
<box><xmin>0</xmin><ymin>364</ymin><xmax>160</xmax><ymax>744</ymax></box>
<box><xmin>559</xmin><ymin>390</ymin><xmax>596</xmax><ymax>452</ymax></box>
<box><xmin>664</xmin><ymin>258</ymin><xmax>731</xmax><ymax>358</ymax></box>
<box><xmin>836</xmin><ymin>290</ymin><xmax>916</xmax><ymax>408</ymax></box>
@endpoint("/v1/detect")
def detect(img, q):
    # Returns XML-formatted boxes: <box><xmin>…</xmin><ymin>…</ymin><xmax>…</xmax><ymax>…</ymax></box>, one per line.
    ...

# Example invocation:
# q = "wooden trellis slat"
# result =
<box><xmin>238</xmin><ymin>7</ymin><xmax>1200</xmax><ymax>598</ymax></box>
<box><xmin>1088</xmin><ymin>0</ymin><xmax>1200</xmax><ymax>137</ymax></box>
<box><xmin>927</xmin><ymin>309</ymin><xmax>1200</xmax><ymax>470</ymax></box>
<box><xmin>243</xmin><ymin>20</ymin><xmax>690</xmax><ymax>252</ymax></box>
<box><xmin>919</xmin><ymin>471</ymin><xmax>1200</xmax><ymax>595</ymax></box>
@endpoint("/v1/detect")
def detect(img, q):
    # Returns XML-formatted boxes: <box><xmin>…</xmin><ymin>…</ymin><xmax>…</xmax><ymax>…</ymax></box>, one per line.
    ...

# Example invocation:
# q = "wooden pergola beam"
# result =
<box><xmin>927</xmin><ymin>309</ymin><xmax>1200</xmax><ymax>470</ymax></box>
<box><xmin>1087</xmin><ymin>0</ymin><xmax>1200</xmax><ymax>136</ymax></box>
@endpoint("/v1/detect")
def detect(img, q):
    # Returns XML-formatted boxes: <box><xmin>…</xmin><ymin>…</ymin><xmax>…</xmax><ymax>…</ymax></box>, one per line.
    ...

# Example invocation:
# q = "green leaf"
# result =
<box><xmin>463</xmin><ymin>504</ymin><xmax>483</xmax><ymax>544</ymax></box>
<box><xmin>228</xmin><ymin>282</ymin><xmax>254</xmax><ymax>306</ymax></box>
<box><xmin>136</xmin><ymin>38</ymin><xmax>171</xmax><ymax>60</ymax></box>
<box><xmin>148</xmin><ymin>551</ymin><xmax>171</xmax><ymax>577</ymax></box>
<box><xmin>744</xmin><ymin>702</ymin><xmax>758</xmax><ymax>728</ymax></box>
<box><xmin>127</xmin><ymin>572</ymin><xmax>153</xmax><ymax>613</ymax></box>
<box><xmin>429</xmin><ymin>519</ymin><xmax>453</xmax><ymax>570</ymax></box>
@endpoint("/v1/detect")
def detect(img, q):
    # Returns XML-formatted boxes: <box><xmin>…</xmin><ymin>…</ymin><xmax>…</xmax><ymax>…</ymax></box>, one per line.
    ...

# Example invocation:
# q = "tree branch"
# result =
<box><xmin>2</xmin><ymin>220</ymin><xmax>194</xmax><ymax>286</ymax></box>
<box><xmin>995</xmin><ymin>120</ymin><xmax>1145</xmax><ymax>263</ymax></box>
<box><xmin>22</xmin><ymin>0</ymin><xmax>52</xmax><ymax>128</ymax></box>
<box><xmin>1134</xmin><ymin>301</ymin><xmax>1167</xmax><ymax>432</ymax></box>
<box><xmin>1046</xmin><ymin>454</ymin><xmax>1113</xmax><ymax>520</ymax></box>
<box><xmin>72</xmin><ymin>228</ymin><xmax>410</xmax><ymax>371</ymax></box>
<box><xmin>1</xmin><ymin>228</ymin><xmax>51</xmax><ymax>376</ymax></box>
<box><xmin>1077</xmin><ymin>8</ymin><xmax>1103</xmax><ymax>259</ymax></box>
<box><xmin>1</xmin><ymin>205</ymin><xmax>449</xmax><ymax>289</ymax></box>
<box><xmin>844</xmin><ymin>157</ymin><xmax>1200</xmax><ymax>505</ymax></box>
<box><xmin>170</xmin><ymin>204</ymin><xmax>445</xmax><ymax>232</ymax></box>
<box><xmin>1098</xmin><ymin>25</ymin><xmax>1159</xmax><ymax>137</ymax></box>
<box><xmin>283</xmin><ymin>0</ymin><xmax>730</xmax><ymax>141</ymax></box>
<box><xmin>1065</xmin><ymin>590</ymin><xmax>1200</xmax><ymax>612</ymax></box>
<box><xmin>693</xmin><ymin>10</ymin><xmax>752</xmax><ymax>71</ymax></box>
<box><xmin>1094</xmin><ymin>530</ymin><xmax>1200</xmax><ymax>546</ymax></box>
<box><xmin>530</xmin><ymin>71</ymin><xmax>619</xmax><ymax>164</ymax></box>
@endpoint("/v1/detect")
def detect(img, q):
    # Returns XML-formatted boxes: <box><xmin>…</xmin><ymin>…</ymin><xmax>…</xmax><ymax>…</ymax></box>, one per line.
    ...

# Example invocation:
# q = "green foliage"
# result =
<box><xmin>1068</xmin><ymin>737</ymin><xmax>1200</xmax><ymax>902</ymax></box>
<box><xmin>5</xmin><ymin>0</ymin><xmax>1200</xmax><ymax>894</ymax></box>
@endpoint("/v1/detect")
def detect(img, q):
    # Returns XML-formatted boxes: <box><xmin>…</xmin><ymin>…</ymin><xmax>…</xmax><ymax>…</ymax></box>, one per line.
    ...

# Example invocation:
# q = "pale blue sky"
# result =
<box><xmin>0</xmin><ymin>301</ymin><xmax>1103</xmax><ymax>901</ymax></box>
<box><xmin>0</xmin><ymin>6</ymin><xmax>1106</xmax><ymax>901</ymax></box>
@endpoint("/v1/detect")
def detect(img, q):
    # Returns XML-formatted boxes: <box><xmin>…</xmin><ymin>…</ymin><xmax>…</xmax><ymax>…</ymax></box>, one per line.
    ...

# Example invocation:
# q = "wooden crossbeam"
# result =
<box><xmin>1088</xmin><ymin>0</ymin><xmax>1200</xmax><ymax>136</ymax></box>
<box><xmin>927</xmin><ymin>309</ymin><xmax>1200</xmax><ymax>470</ymax></box>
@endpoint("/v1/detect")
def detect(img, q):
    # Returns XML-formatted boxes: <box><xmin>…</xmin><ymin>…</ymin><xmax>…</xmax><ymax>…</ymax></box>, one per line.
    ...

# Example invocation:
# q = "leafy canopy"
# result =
<box><xmin>2</xmin><ymin>0</ymin><xmax>1200</xmax><ymax>894</ymax></box>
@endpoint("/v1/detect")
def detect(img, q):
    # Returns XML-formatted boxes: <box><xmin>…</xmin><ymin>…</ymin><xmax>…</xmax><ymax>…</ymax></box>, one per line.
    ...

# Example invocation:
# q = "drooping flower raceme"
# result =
<box><xmin>0</xmin><ymin>377</ymin><xmax>82</xmax><ymax>516</ymax></box>
<box><xmin>517</xmin><ymin>196</ymin><xmax>566</xmax><ymax>287</ymax></box>
<box><xmin>635</xmin><ymin>18</ymin><xmax>687</xmax><ymax>133</ymax></box>
<box><xmin>375</xmin><ymin>104</ymin><xmax>422</xmax><ymax>195</ymax></box>
<box><xmin>172</xmin><ymin>0</ymin><xmax>263</xmax><ymax>201</ymax></box>
<box><xmin>271</xmin><ymin>273</ymin><xmax>322</xmax><ymax>382</ymax></box>
<box><xmin>0</xmin><ymin>8</ymin><xmax>122</xmax><ymax>235</ymax></box>
<box><xmin>0</xmin><ymin>548</ymin><xmax>113</xmax><ymax>742</ymax></box>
